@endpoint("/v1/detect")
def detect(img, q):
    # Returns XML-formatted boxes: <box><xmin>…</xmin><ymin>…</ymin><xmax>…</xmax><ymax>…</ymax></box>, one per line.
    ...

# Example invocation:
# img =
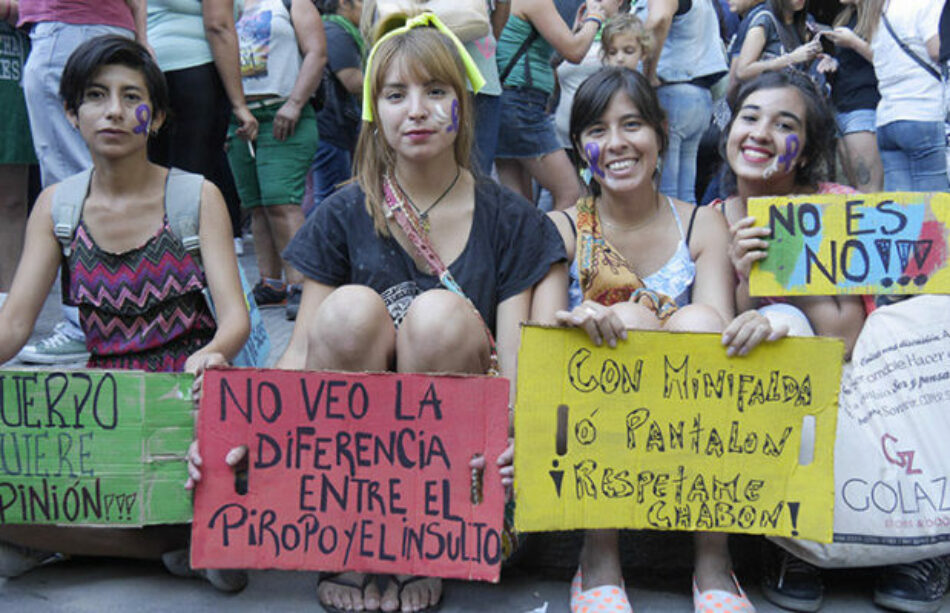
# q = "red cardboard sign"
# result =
<box><xmin>191</xmin><ymin>369</ymin><xmax>509</xmax><ymax>582</ymax></box>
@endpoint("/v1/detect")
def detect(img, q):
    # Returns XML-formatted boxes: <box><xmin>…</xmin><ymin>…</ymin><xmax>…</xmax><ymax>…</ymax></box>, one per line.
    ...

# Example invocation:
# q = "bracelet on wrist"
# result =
<box><xmin>583</xmin><ymin>14</ymin><xmax>604</xmax><ymax>28</ymax></box>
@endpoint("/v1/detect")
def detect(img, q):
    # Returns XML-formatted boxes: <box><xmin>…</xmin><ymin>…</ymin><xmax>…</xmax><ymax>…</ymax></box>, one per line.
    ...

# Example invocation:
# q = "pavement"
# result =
<box><xmin>0</xmin><ymin>240</ymin><xmax>945</xmax><ymax>612</ymax></box>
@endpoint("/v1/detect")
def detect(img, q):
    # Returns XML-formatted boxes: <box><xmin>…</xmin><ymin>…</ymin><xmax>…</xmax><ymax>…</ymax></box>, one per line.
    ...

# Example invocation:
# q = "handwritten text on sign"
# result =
<box><xmin>514</xmin><ymin>327</ymin><xmax>842</xmax><ymax>541</ymax></box>
<box><xmin>191</xmin><ymin>369</ymin><xmax>509</xmax><ymax>581</ymax></box>
<box><xmin>0</xmin><ymin>370</ymin><xmax>193</xmax><ymax>526</ymax></box>
<box><xmin>749</xmin><ymin>192</ymin><xmax>950</xmax><ymax>296</ymax></box>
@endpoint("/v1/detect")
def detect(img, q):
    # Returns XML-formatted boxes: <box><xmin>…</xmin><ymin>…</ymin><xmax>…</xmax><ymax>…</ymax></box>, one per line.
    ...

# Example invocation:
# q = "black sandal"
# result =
<box><xmin>388</xmin><ymin>575</ymin><xmax>443</xmax><ymax>612</ymax></box>
<box><xmin>317</xmin><ymin>572</ymin><xmax>377</xmax><ymax>613</ymax></box>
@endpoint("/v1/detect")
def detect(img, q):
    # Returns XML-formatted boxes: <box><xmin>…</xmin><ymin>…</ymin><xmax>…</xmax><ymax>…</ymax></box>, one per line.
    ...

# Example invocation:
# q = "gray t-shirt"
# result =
<box><xmin>748</xmin><ymin>8</ymin><xmax>791</xmax><ymax>59</ymax></box>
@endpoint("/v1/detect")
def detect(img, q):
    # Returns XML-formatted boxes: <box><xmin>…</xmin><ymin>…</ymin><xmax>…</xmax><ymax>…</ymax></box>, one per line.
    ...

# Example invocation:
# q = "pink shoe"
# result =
<box><xmin>693</xmin><ymin>573</ymin><xmax>756</xmax><ymax>613</ymax></box>
<box><xmin>570</xmin><ymin>567</ymin><xmax>633</xmax><ymax>613</ymax></box>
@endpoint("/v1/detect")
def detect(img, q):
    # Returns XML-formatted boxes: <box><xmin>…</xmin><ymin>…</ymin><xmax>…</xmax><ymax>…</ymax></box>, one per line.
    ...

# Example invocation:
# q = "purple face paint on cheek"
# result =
<box><xmin>584</xmin><ymin>142</ymin><xmax>605</xmax><ymax>178</ymax></box>
<box><xmin>777</xmin><ymin>134</ymin><xmax>800</xmax><ymax>172</ymax></box>
<box><xmin>447</xmin><ymin>99</ymin><xmax>459</xmax><ymax>133</ymax></box>
<box><xmin>133</xmin><ymin>104</ymin><xmax>151</xmax><ymax>135</ymax></box>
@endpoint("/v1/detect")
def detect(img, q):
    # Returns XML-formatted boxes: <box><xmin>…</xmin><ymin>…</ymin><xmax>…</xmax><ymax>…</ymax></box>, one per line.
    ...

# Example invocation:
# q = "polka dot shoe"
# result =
<box><xmin>692</xmin><ymin>573</ymin><xmax>756</xmax><ymax>613</ymax></box>
<box><xmin>570</xmin><ymin>567</ymin><xmax>633</xmax><ymax>613</ymax></box>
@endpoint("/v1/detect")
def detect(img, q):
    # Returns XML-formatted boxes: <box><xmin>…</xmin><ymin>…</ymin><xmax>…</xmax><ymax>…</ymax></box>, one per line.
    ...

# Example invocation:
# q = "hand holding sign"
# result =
<box><xmin>728</xmin><ymin>216</ymin><xmax>771</xmax><ymax>281</ymax></box>
<box><xmin>191</xmin><ymin>369</ymin><xmax>509</xmax><ymax>581</ymax></box>
<box><xmin>515</xmin><ymin>326</ymin><xmax>842</xmax><ymax>541</ymax></box>
<box><xmin>556</xmin><ymin>300</ymin><xmax>628</xmax><ymax>348</ymax></box>
<box><xmin>749</xmin><ymin>192</ymin><xmax>950</xmax><ymax>296</ymax></box>
<box><xmin>0</xmin><ymin>371</ymin><xmax>193</xmax><ymax>526</ymax></box>
<box><xmin>721</xmin><ymin>310</ymin><xmax>788</xmax><ymax>357</ymax></box>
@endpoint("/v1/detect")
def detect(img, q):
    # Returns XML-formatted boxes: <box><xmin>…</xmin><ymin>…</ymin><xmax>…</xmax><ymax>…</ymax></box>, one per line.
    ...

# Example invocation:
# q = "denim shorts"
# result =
<box><xmin>835</xmin><ymin>108</ymin><xmax>876</xmax><ymax>135</ymax></box>
<box><xmin>495</xmin><ymin>87</ymin><xmax>562</xmax><ymax>159</ymax></box>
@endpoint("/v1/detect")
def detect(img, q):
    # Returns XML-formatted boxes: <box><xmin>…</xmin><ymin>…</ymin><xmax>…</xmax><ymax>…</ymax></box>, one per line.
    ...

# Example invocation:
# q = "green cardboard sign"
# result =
<box><xmin>0</xmin><ymin>370</ymin><xmax>194</xmax><ymax>526</ymax></box>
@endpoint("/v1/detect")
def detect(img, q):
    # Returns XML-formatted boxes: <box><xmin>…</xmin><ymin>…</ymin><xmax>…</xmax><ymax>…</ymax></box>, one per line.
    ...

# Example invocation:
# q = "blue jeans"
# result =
<box><xmin>657</xmin><ymin>83</ymin><xmax>712</xmax><ymax>204</ymax></box>
<box><xmin>305</xmin><ymin>140</ymin><xmax>352</xmax><ymax>216</ymax></box>
<box><xmin>23</xmin><ymin>22</ymin><xmax>132</xmax><ymax>340</ymax></box>
<box><xmin>473</xmin><ymin>93</ymin><xmax>501</xmax><ymax>175</ymax></box>
<box><xmin>23</xmin><ymin>22</ymin><xmax>133</xmax><ymax>187</ymax></box>
<box><xmin>877</xmin><ymin>120</ymin><xmax>949</xmax><ymax>192</ymax></box>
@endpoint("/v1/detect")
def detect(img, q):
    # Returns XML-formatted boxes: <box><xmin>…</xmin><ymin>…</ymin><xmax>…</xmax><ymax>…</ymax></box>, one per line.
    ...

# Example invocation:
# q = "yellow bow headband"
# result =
<box><xmin>362</xmin><ymin>11</ymin><xmax>486</xmax><ymax>122</ymax></box>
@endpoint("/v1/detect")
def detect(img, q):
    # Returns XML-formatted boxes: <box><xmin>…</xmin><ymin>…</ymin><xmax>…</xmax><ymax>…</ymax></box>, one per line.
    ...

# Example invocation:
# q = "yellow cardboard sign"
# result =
<box><xmin>749</xmin><ymin>192</ymin><xmax>950</xmax><ymax>296</ymax></box>
<box><xmin>514</xmin><ymin>327</ymin><xmax>842</xmax><ymax>542</ymax></box>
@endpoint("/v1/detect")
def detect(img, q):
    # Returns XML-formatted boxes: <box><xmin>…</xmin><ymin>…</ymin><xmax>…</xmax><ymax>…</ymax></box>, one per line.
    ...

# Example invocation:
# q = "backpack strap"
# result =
<box><xmin>499</xmin><ymin>26</ymin><xmax>540</xmax><ymax>86</ymax></box>
<box><xmin>163</xmin><ymin>167</ymin><xmax>206</xmax><ymax>261</ymax></box>
<box><xmin>51</xmin><ymin>168</ymin><xmax>94</xmax><ymax>257</ymax></box>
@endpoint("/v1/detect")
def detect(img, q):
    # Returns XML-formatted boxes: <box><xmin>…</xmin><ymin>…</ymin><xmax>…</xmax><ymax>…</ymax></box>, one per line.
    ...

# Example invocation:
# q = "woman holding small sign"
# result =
<box><xmin>543</xmin><ymin>66</ymin><xmax>785</xmax><ymax>613</ymax></box>
<box><xmin>714</xmin><ymin>70</ymin><xmax>866</xmax><ymax>611</ymax></box>
<box><xmin>0</xmin><ymin>36</ymin><xmax>250</xmax><ymax>591</ymax></box>
<box><xmin>714</xmin><ymin>70</ymin><xmax>865</xmax><ymax>358</ymax></box>
<box><xmin>185</xmin><ymin>14</ymin><xmax>566</xmax><ymax>613</ymax></box>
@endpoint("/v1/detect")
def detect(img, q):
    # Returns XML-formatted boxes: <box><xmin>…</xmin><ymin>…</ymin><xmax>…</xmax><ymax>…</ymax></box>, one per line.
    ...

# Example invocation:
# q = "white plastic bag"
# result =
<box><xmin>775</xmin><ymin>296</ymin><xmax>950</xmax><ymax>567</ymax></box>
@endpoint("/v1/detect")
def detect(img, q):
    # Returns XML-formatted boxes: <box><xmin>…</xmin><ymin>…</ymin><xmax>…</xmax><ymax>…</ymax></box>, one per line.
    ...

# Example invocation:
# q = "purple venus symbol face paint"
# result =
<box><xmin>133</xmin><ymin>104</ymin><xmax>151</xmax><ymax>135</ymax></box>
<box><xmin>447</xmin><ymin>99</ymin><xmax>459</xmax><ymax>133</ymax></box>
<box><xmin>584</xmin><ymin>142</ymin><xmax>605</xmax><ymax>178</ymax></box>
<box><xmin>777</xmin><ymin>134</ymin><xmax>800</xmax><ymax>172</ymax></box>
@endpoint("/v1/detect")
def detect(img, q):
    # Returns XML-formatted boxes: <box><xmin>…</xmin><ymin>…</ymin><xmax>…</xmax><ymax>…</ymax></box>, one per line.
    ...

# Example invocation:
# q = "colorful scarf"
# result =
<box><xmin>576</xmin><ymin>197</ymin><xmax>678</xmax><ymax>320</ymax></box>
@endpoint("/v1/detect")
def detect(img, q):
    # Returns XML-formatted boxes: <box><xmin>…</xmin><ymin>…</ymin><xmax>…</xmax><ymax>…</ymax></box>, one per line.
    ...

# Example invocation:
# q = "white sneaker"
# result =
<box><xmin>0</xmin><ymin>541</ymin><xmax>64</xmax><ymax>578</ymax></box>
<box><xmin>17</xmin><ymin>321</ymin><xmax>89</xmax><ymax>364</ymax></box>
<box><xmin>233</xmin><ymin>237</ymin><xmax>244</xmax><ymax>256</ymax></box>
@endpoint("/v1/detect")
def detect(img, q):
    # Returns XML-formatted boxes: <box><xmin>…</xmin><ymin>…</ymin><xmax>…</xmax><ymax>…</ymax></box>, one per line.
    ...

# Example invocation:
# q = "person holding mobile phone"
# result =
<box><xmin>812</xmin><ymin>0</ymin><xmax>883</xmax><ymax>193</ymax></box>
<box><xmin>732</xmin><ymin>0</ymin><xmax>820</xmax><ymax>83</ymax></box>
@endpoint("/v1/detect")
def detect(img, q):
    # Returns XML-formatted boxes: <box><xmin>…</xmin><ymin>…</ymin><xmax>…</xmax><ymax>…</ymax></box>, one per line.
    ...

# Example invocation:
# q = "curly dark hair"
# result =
<box><xmin>719</xmin><ymin>70</ymin><xmax>836</xmax><ymax>195</ymax></box>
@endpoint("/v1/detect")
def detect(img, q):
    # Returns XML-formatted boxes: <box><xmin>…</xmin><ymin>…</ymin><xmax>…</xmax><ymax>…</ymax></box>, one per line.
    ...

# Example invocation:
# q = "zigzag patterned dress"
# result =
<box><xmin>66</xmin><ymin>218</ymin><xmax>217</xmax><ymax>372</ymax></box>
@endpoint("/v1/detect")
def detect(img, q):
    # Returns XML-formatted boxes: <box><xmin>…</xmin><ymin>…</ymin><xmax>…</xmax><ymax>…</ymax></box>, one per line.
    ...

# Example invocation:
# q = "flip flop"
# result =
<box><xmin>570</xmin><ymin>567</ymin><xmax>633</xmax><ymax>613</ymax></box>
<box><xmin>692</xmin><ymin>573</ymin><xmax>756</xmax><ymax>613</ymax></box>
<box><xmin>317</xmin><ymin>572</ymin><xmax>377</xmax><ymax>613</ymax></box>
<box><xmin>389</xmin><ymin>575</ymin><xmax>443</xmax><ymax>612</ymax></box>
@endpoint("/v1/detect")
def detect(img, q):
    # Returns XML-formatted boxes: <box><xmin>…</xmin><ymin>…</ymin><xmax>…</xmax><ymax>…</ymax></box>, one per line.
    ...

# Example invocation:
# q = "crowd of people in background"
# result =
<box><xmin>1</xmin><ymin>0</ymin><xmax>949</xmax><ymax>612</ymax></box>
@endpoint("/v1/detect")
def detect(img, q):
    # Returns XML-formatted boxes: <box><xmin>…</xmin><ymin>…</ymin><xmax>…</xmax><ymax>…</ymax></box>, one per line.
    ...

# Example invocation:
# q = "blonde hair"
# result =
<box><xmin>833</xmin><ymin>0</ymin><xmax>884</xmax><ymax>42</ymax></box>
<box><xmin>354</xmin><ymin>22</ymin><xmax>475</xmax><ymax>236</ymax></box>
<box><xmin>600</xmin><ymin>14</ymin><xmax>652</xmax><ymax>62</ymax></box>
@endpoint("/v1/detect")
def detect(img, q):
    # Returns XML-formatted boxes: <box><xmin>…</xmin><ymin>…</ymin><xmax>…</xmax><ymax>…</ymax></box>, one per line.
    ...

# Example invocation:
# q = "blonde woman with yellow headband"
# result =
<box><xmin>276</xmin><ymin>13</ymin><xmax>565</xmax><ymax>612</ymax></box>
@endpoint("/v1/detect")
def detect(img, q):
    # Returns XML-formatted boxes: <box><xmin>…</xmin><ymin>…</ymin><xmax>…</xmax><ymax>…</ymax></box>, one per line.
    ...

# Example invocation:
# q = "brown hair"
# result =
<box><xmin>354</xmin><ymin>21</ymin><xmax>475</xmax><ymax>235</ymax></box>
<box><xmin>833</xmin><ymin>0</ymin><xmax>884</xmax><ymax>42</ymax></box>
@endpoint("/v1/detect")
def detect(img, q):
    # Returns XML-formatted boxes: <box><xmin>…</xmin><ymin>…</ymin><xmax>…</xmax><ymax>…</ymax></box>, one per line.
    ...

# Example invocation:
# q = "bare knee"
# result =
<box><xmin>307</xmin><ymin>285</ymin><xmax>395</xmax><ymax>370</ymax></box>
<box><xmin>397</xmin><ymin>290</ymin><xmax>490</xmax><ymax>374</ymax></box>
<box><xmin>610</xmin><ymin>302</ymin><xmax>662</xmax><ymax>330</ymax></box>
<box><xmin>665</xmin><ymin>304</ymin><xmax>724</xmax><ymax>333</ymax></box>
<box><xmin>759</xmin><ymin>304</ymin><xmax>814</xmax><ymax>337</ymax></box>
